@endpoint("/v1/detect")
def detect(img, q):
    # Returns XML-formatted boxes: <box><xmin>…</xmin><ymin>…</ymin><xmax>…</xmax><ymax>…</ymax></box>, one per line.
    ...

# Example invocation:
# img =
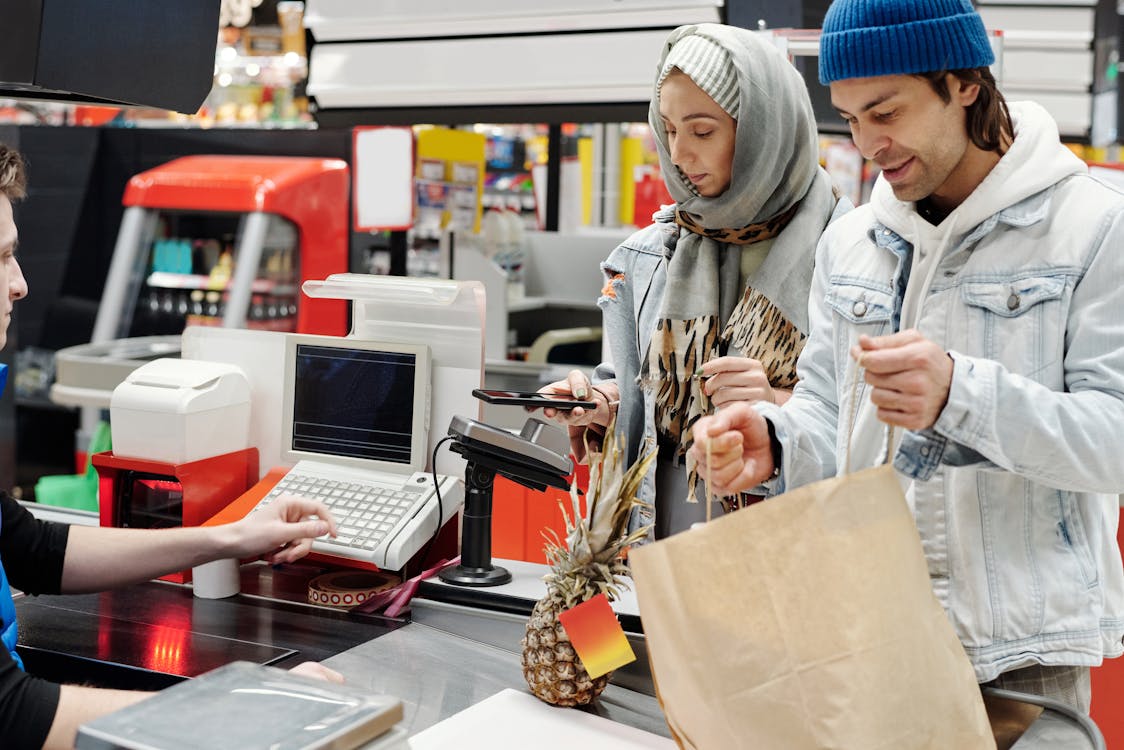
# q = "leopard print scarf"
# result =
<box><xmin>674</xmin><ymin>199</ymin><xmax>800</xmax><ymax>245</ymax></box>
<box><xmin>640</xmin><ymin>204</ymin><xmax>807</xmax><ymax>503</ymax></box>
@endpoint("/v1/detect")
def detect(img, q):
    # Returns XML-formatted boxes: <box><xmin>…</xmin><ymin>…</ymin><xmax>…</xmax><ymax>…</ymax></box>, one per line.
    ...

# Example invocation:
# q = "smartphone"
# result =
<box><xmin>472</xmin><ymin>388</ymin><xmax>596</xmax><ymax>410</ymax></box>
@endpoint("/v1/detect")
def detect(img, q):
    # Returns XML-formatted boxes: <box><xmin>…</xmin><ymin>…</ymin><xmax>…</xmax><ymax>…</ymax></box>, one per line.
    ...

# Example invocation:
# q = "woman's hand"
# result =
<box><xmin>539</xmin><ymin>371</ymin><xmax>618</xmax><ymax>427</ymax></box>
<box><xmin>697</xmin><ymin>356</ymin><xmax>776</xmax><ymax>408</ymax></box>
<box><xmin>538</xmin><ymin>372</ymin><xmax>620</xmax><ymax>463</ymax></box>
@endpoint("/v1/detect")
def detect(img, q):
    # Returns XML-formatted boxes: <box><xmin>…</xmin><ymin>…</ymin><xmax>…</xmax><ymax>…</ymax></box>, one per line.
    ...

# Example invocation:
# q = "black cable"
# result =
<box><xmin>415</xmin><ymin>435</ymin><xmax>454</xmax><ymax>578</ymax></box>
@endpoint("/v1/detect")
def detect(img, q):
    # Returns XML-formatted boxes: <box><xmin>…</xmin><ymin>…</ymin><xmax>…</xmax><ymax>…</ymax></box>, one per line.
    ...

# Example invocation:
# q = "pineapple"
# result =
<box><xmin>520</xmin><ymin>425</ymin><xmax>656</xmax><ymax>706</ymax></box>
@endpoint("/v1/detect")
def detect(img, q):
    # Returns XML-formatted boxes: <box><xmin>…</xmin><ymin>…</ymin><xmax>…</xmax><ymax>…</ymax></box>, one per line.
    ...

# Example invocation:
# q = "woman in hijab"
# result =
<box><xmin>541</xmin><ymin>23</ymin><xmax>850</xmax><ymax>538</ymax></box>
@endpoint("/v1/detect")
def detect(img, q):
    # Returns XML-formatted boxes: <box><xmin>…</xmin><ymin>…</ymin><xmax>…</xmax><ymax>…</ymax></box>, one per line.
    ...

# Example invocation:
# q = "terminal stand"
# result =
<box><xmin>439</xmin><ymin>460</ymin><xmax>509</xmax><ymax>587</ymax></box>
<box><xmin>441</xmin><ymin>419</ymin><xmax>571</xmax><ymax>587</ymax></box>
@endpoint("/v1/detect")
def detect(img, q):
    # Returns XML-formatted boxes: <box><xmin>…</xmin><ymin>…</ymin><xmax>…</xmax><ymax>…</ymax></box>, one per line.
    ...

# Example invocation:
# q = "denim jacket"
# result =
<box><xmin>760</xmin><ymin>102</ymin><xmax>1124</xmax><ymax>681</ymax></box>
<box><xmin>595</xmin><ymin>192</ymin><xmax>851</xmax><ymax>530</ymax></box>
<box><xmin>592</xmin><ymin>216</ymin><xmax>672</xmax><ymax>528</ymax></box>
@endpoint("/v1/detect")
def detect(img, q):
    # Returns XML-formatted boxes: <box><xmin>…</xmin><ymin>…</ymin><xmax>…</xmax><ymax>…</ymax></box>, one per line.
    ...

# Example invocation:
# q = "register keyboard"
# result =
<box><xmin>250</xmin><ymin>460</ymin><xmax>463</xmax><ymax>571</ymax></box>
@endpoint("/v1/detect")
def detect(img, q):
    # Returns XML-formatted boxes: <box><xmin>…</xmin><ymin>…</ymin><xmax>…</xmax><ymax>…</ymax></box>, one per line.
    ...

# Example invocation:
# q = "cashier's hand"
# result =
<box><xmin>227</xmin><ymin>495</ymin><xmax>339</xmax><ymax>565</ymax></box>
<box><xmin>852</xmin><ymin>330</ymin><xmax>953</xmax><ymax>432</ymax></box>
<box><xmin>539</xmin><ymin>373</ymin><xmax>619</xmax><ymax>463</ymax></box>
<box><xmin>289</xmin><ymin>661</ymin><xmax>346</xmax><ymax>684</ymax></box>
<box><xmin>690</xmin><ymin>402</ymin><xmax>776</xmax><ymax>495</ymax></box>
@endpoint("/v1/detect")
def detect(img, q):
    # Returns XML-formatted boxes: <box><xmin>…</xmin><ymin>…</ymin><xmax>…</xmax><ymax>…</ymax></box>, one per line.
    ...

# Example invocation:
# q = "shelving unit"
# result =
<box><xmin>145</xmin><ymin>272</ymin><xmax>297</xmax><ymax>296</ymax></box>
<box><xmin>92</xmin><ymin>155</ymin><xmax>349</xmax><ymax>343</ymax></box>
<box><xmin>976</xmin><ymin>0</ymin><xmax>1118</xmax><ymax>144</ymax></box>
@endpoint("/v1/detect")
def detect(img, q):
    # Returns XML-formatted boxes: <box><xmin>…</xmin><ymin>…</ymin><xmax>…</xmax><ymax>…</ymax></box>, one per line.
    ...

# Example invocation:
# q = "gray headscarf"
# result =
<box><xmin>641</xmin><ymin>24</ymin><xmax>840</xmax><ymax>487</ymax></box>
<box><xmin>649</xmin><ymin>23</ymin><xmax>834</xmax><ymax>333</ymax></box>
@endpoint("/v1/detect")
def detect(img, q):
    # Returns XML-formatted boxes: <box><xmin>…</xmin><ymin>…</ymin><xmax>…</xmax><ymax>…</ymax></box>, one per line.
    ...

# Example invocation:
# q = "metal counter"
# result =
<box><xmin>14</xmin><ymin>561</ymin><xmax>405</xmax><ymax>690</ymax></box>
<box><xmin>323</xmin><ymin>623</ymin><xmax>669</xmax><ymax>742</ymax></box>
<box><xmin>15</xmin><ymin>557</ymin><xmax>671</xmax><ymax>746</ymax></box>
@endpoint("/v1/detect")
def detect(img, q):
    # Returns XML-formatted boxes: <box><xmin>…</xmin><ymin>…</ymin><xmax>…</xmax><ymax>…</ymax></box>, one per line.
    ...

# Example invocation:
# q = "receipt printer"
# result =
<box><xmin>110</xmin><ymin>358</ymin><xmax>251</xmax><ymax>464</ymax></box>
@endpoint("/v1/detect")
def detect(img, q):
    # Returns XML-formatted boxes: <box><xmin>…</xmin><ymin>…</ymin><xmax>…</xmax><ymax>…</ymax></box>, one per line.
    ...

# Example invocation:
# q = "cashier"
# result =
<box><xmin>0</xmin><ymin>143</ymin><xmax>341</xmax><ymax>749</ymax></box>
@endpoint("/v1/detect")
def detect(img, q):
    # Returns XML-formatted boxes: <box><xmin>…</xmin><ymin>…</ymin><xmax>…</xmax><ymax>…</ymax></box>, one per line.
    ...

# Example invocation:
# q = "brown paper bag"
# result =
<box><xmin>629</xmin><ymin>464</ymin><xmax>995</xmax><ymax>749</ymax></box>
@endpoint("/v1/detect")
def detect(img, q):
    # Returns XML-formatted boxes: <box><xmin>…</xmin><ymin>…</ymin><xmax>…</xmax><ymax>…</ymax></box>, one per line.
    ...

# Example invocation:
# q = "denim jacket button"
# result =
<box><xmin>1007</xmin><ymin>292</ymin><xmax>1020</xmax><ymax>311</ymax></box>
<box><xmin>853</xmin><ymin>300</ymin><xmax>868</xmax><ymax>317</ymax></box>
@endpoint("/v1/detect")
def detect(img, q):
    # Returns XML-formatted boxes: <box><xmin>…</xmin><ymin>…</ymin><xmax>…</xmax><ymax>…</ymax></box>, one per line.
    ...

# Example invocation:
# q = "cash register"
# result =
<box><xmin>244</xmin><ymin>332</ymin><xmax>462</xmax><ymax>572</ymax></box>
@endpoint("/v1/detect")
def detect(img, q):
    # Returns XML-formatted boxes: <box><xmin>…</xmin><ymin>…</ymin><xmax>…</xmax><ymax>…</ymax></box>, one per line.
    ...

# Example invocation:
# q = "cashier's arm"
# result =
<box><xmin>43</xmin><ymin>685</ymin><xmax>154</xmax><ymax>750</ymax></box>
<box><xmin>59</xmin><ymin>495</ymin><xmax>339</xmax><ymax>593</ymax></box>
<box><xmin>41</xmin><ymin>660</ymin><xmax>343</xmax><ymax>749</ymax></box>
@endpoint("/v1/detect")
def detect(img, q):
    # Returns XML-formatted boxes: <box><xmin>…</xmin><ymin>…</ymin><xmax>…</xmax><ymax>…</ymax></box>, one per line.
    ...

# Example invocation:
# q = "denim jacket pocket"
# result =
<box><xmin>826</xmin><ymin>285</ymin><xmax>895</xmax><ymax>388</ymax></box>
<box><xmin>960</xmin><ymin>275</ymin><xmax>1065</xmax><ymax>317</ymax></box>
<box><xmin>826</xmin><ymin>283</ymin><xmax>894</xmax><ymax>327</ymax></box>
<box><xmin>1058</xmin><ymin>491</ymin><xmax>1099</xmax><ymax>588</ymax></box>
<box><xmin>960</xmin><ymin>275</ymin><xmax>1066</xmax><ymax>379</ymax></box>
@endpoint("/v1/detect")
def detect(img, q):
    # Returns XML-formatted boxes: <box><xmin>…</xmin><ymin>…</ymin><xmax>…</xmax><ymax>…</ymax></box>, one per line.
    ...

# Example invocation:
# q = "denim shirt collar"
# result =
<box><xmin>871</xmin><ymin>185</ymin><xmax>1054</xmax><ymax>252</ymax></box>
<box><xmin>864</xmin><ymin>187</ymin><xmax>1054</xmax><ymax>337</ymax></box>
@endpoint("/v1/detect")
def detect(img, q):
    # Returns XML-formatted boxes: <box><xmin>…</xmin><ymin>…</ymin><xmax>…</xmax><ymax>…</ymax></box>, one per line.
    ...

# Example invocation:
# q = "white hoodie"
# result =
<box><xmin>873</xmin><ymin>101</ymin><xmax>1087</xmax><ymax>333</ymax></box>
<box><xmin>760</xmin><ymin>101</ymin><xmax>1124</xmax><ymax>680</ymax></box>
<box><xmin>846</xmin><ymin>101</ymin><xmax>1089</xmax><ymax>467</ymax></box>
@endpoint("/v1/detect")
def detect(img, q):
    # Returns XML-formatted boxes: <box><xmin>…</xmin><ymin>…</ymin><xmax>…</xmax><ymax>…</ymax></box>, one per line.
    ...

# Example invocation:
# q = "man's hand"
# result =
<box><xmin>227</xmin><ymin>495</ymin><xmax>339</xmax><ymax>565</ymax></box>
<box><xmin>689</xmin><ymin>402</ymin><xmax>776</xmax><ymax>495</ymax></box>
<box><xmin>852</xmin><ymin>329</ymin><xmax>953</xmax><ymax>431</ymax></box>
<box><xmin>697</xmin><ymin>356</ymin><xmax>777</xmax><ymax>408</ymax></box>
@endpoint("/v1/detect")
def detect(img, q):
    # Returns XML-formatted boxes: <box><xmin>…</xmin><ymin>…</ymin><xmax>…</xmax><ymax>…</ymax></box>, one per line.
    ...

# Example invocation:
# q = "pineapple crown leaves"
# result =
<box><xmin>541</xmin><ymin>419</ymin><xmax>656</xmax><ymax>605</ymax></box>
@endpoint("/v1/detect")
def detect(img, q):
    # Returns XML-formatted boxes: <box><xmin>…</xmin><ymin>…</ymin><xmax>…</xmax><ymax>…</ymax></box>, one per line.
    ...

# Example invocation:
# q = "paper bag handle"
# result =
<box><xmin>844</xmin><ymin>354</ymin><xmax>895</xmax><ymax>475</ymax></box>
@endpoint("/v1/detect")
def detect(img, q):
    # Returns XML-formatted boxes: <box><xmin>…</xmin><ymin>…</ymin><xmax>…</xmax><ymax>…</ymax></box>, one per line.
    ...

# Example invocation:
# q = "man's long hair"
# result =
<box><xmin>919</xmin><ymin>68</ymin><xmax>1013</xmax><ymax>153</ymax></box>
<box><xmin>0</xmin><ymin>145</ymin><xmax>26</xmax><ymax>201</ymax></box>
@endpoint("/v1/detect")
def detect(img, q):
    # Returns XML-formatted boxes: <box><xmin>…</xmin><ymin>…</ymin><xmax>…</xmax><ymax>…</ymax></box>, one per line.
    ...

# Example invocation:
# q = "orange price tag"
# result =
<box><xmin>557</xmin><ymin>593</ymin><xmax>636</xmax><ymax>679</ymax></box>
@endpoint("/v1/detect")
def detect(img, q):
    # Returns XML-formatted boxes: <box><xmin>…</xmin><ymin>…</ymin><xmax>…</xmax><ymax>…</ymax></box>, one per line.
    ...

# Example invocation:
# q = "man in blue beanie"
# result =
<box><xmin>691</xmin><ymin>0</ymin><xmax>1124</xmax><ymax>722</ymax></box>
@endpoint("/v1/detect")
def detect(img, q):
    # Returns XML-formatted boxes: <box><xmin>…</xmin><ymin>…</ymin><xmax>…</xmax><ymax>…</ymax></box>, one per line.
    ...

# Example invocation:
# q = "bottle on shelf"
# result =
<box><xmin>204</xmin><ymin>291</ymin><xmax>223</xmax><ymax>319</ymax></box>
<box><xmin>209</xmin><ymin>249</ymin><xmax>234</xmax><ymax>288</ymax></box>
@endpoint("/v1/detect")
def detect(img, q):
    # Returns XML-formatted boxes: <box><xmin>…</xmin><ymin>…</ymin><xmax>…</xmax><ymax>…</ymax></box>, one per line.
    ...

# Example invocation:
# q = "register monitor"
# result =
<box><xmin>281</xmin><ymin>334</ymin><xmax>430</xmax><ymax>472</ymax></box>
<box><xmin>248</xmin><ymin>333</ymin><xmax>462</xmax><ymax>571</ymax></box>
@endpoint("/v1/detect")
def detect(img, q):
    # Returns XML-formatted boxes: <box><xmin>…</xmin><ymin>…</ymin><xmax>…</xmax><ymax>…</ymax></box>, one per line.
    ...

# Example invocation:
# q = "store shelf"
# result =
<box><xmin>308</xmin><ymin>29</ymin><xmax>668</xmax><ymax>110</ymax></box>
<box><xmin>506</xmin><ymin>296</ymin><xmax>598</xmax><ymax>314</ymax></box>
<box><xmin>146</xmin><ymin>272</ymin><xmax>297</xmax><ymax>296</ymax></box>
<box><xmin>214</xmin><ymin>52</ymin><xmax>308</xmax><ymax>77</ymax></box>
<box><xmin>304</xmin><ymin>0</ymin><xmax>721</xmax><ymax>41</ymax></box>
<box><xmin>127</xmin><ymin>120</ymin><xmax>316</xmax><ymax>130</ymax></box>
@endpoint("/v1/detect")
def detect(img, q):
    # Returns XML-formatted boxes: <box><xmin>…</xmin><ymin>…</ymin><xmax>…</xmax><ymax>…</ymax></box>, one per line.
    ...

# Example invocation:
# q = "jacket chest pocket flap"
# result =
<box><xmin>960</xmin><ymin>275</ymin><xmax>1065</xmax><ymax>317</ymax></box>
<box><xmin>826</xmin><ymin>283</ymin><xmax>894</xmax><ymax>326</ymax></box>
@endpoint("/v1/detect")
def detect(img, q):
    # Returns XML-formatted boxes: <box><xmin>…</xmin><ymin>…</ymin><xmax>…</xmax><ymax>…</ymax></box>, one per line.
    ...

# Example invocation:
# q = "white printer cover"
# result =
<box><xmin>112</xmin><ymin>358</ymin><xmax>250</xmax><ymax>414</ymax></box>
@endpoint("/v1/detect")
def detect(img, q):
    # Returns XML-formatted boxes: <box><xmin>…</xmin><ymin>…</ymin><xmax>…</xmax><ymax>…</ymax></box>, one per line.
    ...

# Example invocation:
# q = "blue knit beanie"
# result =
<box><xmin>819</xmin><ymin>0</ymin><xmax>994</xmax><ymax>84</ymax></box>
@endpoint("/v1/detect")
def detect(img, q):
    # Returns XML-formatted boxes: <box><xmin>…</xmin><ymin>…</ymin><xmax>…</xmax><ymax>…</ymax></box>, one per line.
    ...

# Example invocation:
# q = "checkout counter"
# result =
<box><xmin>12</xmin><ymin>544</ymin><xmax>671</xmax><ymax>747</ymax></box>
<box><xmin>15</xmin><ymin>273</ymin><xmax>673</xmax><ymax>746</ymax></box>
<box><xmin>21</xmin><ymin>266</ymin><xmax>1115</xmax><ymax>747</ymax></box>
<box><xmin>15</xmin><ymin>509</ymin><xmax>1110</xmax><ymax>749</ymax></box>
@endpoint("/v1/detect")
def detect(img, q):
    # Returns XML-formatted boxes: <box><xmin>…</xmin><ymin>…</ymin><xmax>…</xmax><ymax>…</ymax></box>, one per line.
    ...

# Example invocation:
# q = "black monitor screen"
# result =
<box><xmin>291</xmin><ymin>344</ymin><xmax>416</xmax><ymax>465</ymax></box>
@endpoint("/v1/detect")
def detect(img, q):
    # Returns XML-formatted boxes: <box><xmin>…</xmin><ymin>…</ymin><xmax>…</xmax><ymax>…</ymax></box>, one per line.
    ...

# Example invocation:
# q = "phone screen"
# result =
<box><xmin>472</xmin><ymin>388</ymin><xmax>596</xmax><ymax>409</ymax></box>
<box><xmin>483</xmin><ymin>390</ymin><xmax>574</xmax><ymax>402</ymax></box>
